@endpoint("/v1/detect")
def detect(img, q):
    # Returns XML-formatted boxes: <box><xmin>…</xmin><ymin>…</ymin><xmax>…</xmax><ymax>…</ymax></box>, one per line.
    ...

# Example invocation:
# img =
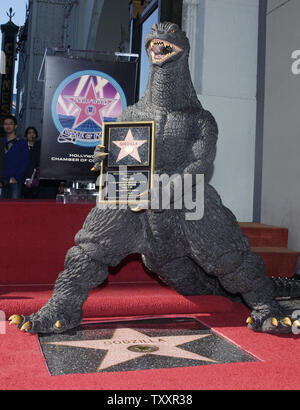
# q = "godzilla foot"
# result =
<box><xmin>9</xmin><ymin>305</ymin><xmax>83</xmax><ymax>334</ymax></box>
<box><xmin>246</xmin><ymin>302</ymin><xmax>300</xmax><ymax>334</ymax></box>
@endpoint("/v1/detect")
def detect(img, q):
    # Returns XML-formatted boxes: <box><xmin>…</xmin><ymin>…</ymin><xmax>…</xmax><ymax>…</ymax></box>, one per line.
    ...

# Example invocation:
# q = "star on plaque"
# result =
<box><xmin>112</xmin><ymin>129</ymin><xmax>147</xmax><ymax>163</ymax></box>
<box><xmin>46</xmin><ymin>328</ymin><xmax>218</xmax><ymax>371</ymax></box>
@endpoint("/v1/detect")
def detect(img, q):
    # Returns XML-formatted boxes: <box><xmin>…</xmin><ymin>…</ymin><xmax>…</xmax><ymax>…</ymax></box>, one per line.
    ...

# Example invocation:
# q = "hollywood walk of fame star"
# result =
<box><xmin>46</xmin><ymin>328</ymin><xmax>218</xmax><ymax>371</ymax></box>
<box><xmin>112</xmin><ymin>129</ymin><xmax>147</xmax><ymax>163</ymax></box>
<box><xmin>67</xmin><ymin>79</ymin><xmax>114</xmax><ymax>129</ymax></box>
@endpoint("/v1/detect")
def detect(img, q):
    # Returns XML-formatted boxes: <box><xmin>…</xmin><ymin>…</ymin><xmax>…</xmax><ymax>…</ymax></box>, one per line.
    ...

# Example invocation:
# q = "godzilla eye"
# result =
<box><xmin>170</xmin><ymin>29</ymin><xmax>176</xmax><ymax>34</ymax></box>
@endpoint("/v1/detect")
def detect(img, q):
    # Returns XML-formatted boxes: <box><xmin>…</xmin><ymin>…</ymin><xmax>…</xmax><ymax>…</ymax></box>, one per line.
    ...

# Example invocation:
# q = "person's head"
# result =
<box><xmin>25</xmin><ymin>126</ymin><xmax>38</xmax><ymax>144</ymax></box>
<box><xmin>3</xmin><ymin>115</ymin><xmax>17</xmax><ymax>136</ymax></box>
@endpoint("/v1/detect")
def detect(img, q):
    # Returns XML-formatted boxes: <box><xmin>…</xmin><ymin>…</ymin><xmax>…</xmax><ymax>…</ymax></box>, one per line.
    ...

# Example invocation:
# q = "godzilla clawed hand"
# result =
<box><xmin>9</xmin><ymin>315</ymin><xmax>34</xmax><ymax>333</ymax></box>
<box><xmin>8</xmin><ymin>310</ymin><xmax>77</xmax><ymax>334</ymax></box>
<box><xmin>9</xmin><ymin>315</ymin><xmax>33</xmax><ymax>332</ymax></box>
<box><xmin>91</xmin><ymin>144</ymin><xmax>109</xmax><ymax>172</ymax></box>
<box><xmin>246</xmin><ymin>314</ymin><xmax>300</xmax><ymax>334</ymax></box>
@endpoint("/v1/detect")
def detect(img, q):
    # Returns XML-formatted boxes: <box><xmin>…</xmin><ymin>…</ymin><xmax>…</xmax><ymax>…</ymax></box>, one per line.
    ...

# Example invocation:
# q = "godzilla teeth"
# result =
<box><xmin>149</xmin><ymin>39</ymin><xmax>183</xmax><ymax>60</ymax></box>
<box><xmin>150</xmin><ymin>40</ymin><xmax>172</xmax><ymax>51</ymax></box>
<box><xmin>149</xmin><ymin>39</ymin><xmax>183</xmax><ymax>63</ymax></box>
<box><xmin>151</xmin><ymin>40</ymin><xmax>166</xmax><ymax>48</ymax></box>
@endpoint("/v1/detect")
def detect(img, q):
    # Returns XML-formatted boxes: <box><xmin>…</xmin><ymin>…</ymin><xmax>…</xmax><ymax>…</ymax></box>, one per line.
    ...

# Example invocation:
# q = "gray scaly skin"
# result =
<box><xmin>10</xmin><ymin>22</ymin><xmax>300</xmax><ymax>335</ymax></box>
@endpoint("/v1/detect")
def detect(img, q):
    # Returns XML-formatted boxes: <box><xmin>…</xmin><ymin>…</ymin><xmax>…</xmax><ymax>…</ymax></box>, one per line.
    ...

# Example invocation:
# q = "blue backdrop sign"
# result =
<box><xmin>40</xmin><ymin>56</ymin><xmax>137</xmax><ymax>180</ymax></box>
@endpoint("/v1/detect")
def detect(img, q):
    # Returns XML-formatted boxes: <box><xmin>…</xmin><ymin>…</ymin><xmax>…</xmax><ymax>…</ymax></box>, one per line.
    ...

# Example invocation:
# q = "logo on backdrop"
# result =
<box><xmin>51</xmin><ymin>70</ymin><xmax>127</xmax><ymax>148</ymax></box>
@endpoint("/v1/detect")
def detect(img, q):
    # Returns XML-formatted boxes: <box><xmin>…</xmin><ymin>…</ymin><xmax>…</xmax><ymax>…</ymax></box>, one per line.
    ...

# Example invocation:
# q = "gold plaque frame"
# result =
<box><xmin>98</xmin><ymin>121</ymin><xmax>156</xmax><ymax>205</ymax></box>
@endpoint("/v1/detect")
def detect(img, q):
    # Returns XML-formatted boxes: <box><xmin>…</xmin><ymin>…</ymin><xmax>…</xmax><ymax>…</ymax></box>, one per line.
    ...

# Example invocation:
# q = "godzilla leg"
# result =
<box><xmin>195</xmin><ymin>228</ymin><xmax>298</xmax><ymax>333</ymax></box>
<box><xmin>189</xmin><ymin>240</ymin><xmax>297</xmax><ymax>333</ymax></box>
<box><xmin>11</xmin><ymin>207</ymin><xmax>145</xmax><ymax>334</ymax></box>
<box><xmin>143</xmin><ymin>255</ymin><xmax>241</xmax><ymax>302</ymax></box>
<box><xmin>16</xmin><ymin>246</ymin><xmax>109</xmax><ymax>334</ymax></box>
<box><xmin>215</xmin><ymin>250</ymin><xmax>300</xmax><ymax>333</ymax></box>
<box><xmin>210</xmin><ymin>249</ymin><xmax>283</xmax><ymax>330</ymax></box>
<box><xmin>183</xmin><ymin>184</ymin><xmax>297</xmax><ymax>334</ymax></box>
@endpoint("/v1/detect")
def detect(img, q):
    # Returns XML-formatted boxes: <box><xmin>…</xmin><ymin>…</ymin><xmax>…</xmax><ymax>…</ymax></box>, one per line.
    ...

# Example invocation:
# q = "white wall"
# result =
<box><xmin>94</xmin><ymin>0</ymin><xmax>130</xmax><ymax>52</ymax></box>
<box><xmin>182</xmin><ymin>0</ymin><xmax>259</xmax><ymax>222</ymax></box>
<box><xmin>66</xmin><ymin>0</ymin><xmax>100</xmax><ymax>49</ymax></box>
<box><xmin>262</xmin><ymin>0</ymin><xmax>300</xmax><ymax>250</ymax></box>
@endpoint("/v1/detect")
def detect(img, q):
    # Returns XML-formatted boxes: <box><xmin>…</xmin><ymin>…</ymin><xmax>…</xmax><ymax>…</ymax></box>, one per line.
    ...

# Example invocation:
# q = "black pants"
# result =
<box><xmin>1</xmin><ymin>181</ymin><xmax>22</xmax><ymax>199</ymax></box>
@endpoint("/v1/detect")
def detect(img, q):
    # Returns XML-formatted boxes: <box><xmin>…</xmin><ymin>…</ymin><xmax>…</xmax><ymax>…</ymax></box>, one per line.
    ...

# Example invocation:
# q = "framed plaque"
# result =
<box><xmin>98</xmin><ymin>121</ymin><xmax>156</xmax><ymax>205</ymax></box>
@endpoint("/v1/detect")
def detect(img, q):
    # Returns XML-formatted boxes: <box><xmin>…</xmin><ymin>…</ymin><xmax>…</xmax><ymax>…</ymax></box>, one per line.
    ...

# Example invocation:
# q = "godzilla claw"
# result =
<box><xmin>130</xmin><ymin>206</ymin><xmax>144</xmax><ymax>213</ymax></box>
<box><xmin>7</xmin><ymin>303</ymin><xmax>83</xmax><ymax>334</ymax></box>
<box><xmin>293</xmin><ymin>320</ymin><xmax>300</xmax><ymax>329</ymax></box>
<box><xmin>91</xmin><ymin>163</ymin><xmax>101</xmax><ymax>172</ymax></box>
<box><xmin>9</xmin><ymin>315</ymin><xmax>23</xmax><ymax>326</ymax></box>
<box><xmin>54</xmin><ymin>321</ymin><xmax>63</xmax><ymax>329</ymax></box>
<box><xmin>98</xmin><ymin>153</ymin><xmax>109</xmax><ymax>159</ymax></box>
<box><xmin>271</xmin><ymin>318</ymin><xmax>279</xmax><ymax>327</ymax></box>
<box><xmin>283</xmin><ymin>317</ymin><xmax>292</xmax><ymax>327</ymax></box>
<box><xmin>21</xmin><ymin>321</ymin><xmax>32</xmax><ymax>332</ymax></box>
<box><xmin>246</xmin><ymin>317</ymin><xmax>254</xmax><ymax>325</ymax></box>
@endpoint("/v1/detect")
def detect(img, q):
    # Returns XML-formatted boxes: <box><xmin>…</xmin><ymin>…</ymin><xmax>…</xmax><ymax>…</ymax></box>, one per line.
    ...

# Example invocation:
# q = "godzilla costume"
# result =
<box><xmin>10</xmin><ymin>22</ymin><xmax>300</xmax><ymax>335</ymax></box>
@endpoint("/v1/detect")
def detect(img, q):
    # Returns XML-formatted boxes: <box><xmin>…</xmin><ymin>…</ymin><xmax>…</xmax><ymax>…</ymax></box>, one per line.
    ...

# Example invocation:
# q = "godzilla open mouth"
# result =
<box><xmin>147</xmin><ymin>39</ymin><xmax>183</xmax><ymax>64</ymax></box>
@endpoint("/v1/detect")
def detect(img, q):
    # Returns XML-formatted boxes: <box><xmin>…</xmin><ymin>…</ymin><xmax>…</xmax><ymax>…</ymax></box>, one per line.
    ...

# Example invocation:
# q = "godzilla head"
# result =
<box><xmin>145</xmin><ymin>22</ymin><xmax>189</xmax><ymax>67</ymax></box>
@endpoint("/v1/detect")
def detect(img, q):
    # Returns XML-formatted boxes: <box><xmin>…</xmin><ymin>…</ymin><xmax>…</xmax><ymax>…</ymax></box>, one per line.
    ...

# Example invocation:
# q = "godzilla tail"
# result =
<box><xmin>272</xmin><ymin>277</ymin><xmax>300</xmax><ymax>298</ymax></box>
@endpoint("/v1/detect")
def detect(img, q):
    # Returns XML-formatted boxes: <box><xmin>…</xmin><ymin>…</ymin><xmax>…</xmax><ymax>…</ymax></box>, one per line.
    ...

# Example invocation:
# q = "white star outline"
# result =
<box><xmin>65</xmin><ymin>78</ymin><xmax>115</xmax><ymax>129</ymax></box>
<box><xmin>47</xmin><ymin>327</ymin><xmax>219</xmax><ymax>371</ymax></box>
<box><xmin>112</xmin><ymin>129</ymin><xmax>148</xmax><ymax>163</ymax></box>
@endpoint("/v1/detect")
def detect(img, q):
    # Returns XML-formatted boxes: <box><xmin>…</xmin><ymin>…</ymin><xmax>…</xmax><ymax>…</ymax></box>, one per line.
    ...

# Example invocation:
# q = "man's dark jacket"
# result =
<box><xmin>0</xmin><ymin>138</ymin><xmax>5</xmax><ymax>182</ymax></box>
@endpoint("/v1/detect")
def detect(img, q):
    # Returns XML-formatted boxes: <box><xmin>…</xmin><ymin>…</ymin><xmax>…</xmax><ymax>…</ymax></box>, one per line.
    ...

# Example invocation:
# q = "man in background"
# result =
<box><xmin>0</xmin><ymin>135</ymin><xmax>5</xmax><ymax>195</ymax></box>
<box><xmin>1</xmin><ymin>115</ymin><xmax>29</xmax><ymax>199</ymax></box>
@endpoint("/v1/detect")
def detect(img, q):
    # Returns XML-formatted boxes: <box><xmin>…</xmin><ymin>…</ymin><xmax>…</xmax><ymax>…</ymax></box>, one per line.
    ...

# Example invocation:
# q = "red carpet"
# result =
<box><xmin>0</xmin><ymin>201</ymin><xmax>300</xmax><ymax>390</ymax></box>
<box><xmin>0</xmin><ymin>284</ymin><xmax>233</xmax><ymax>319</ymax></box>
